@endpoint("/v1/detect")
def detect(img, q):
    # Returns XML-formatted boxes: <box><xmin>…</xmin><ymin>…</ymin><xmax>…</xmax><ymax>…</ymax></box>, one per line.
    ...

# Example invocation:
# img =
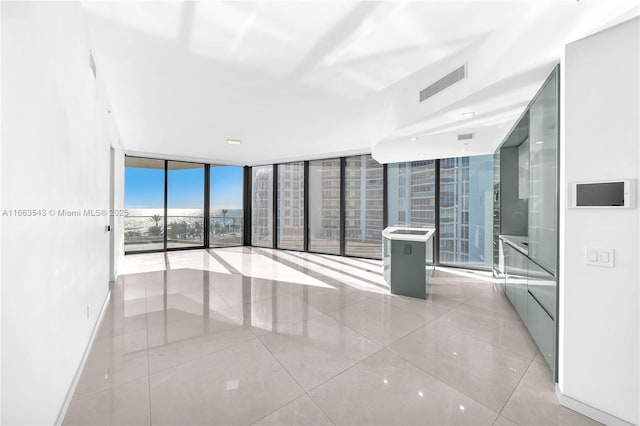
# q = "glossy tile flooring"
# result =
<box><xmin>64</xmin><ymin>247</ymin><xmax>598</xmax><ymax>426</ymax></box>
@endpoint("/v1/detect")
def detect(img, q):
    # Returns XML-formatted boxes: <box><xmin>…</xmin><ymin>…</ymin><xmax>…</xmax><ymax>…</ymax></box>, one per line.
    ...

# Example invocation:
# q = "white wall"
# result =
<box><xmin>95</xmin><ymin>74</ymin><xmax>126</xmax><ymax>281</ymax></box>
<box><xmin>561</xmin><ymin>18</ymin><xmax>639</xmax><ymax>425</ymax></box>
<box><xmin>112</xmin><ymin>147</ymin><xmax>125</xmax><ymax>278</ymax></box>
<box><xmin>1</xmin><ymin>3</ymin><xmax>120</xmax><ymax>424</ymax></box>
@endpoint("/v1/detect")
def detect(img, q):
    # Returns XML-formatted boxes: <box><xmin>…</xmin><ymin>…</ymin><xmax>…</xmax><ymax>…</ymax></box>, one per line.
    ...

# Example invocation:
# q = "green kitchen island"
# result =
<box><xmin>382</xmin><ymin>226</ymin><xmax>436</xmax><ymax>299</ymax></box>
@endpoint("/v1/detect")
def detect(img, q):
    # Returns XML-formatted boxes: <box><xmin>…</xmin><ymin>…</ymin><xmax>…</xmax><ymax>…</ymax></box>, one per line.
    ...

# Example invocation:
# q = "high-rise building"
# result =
<box><xmin>277</xmin><ymin>162</ymin><xmax>304</xmax><ymax>249</ymax></box>
<box><xmin>251</xmin><ymin>166</ymin><xmax>273</xmax><ymax>247</ymax></box>
<box><xmin>344</xmin><ymin>154</ymin><xmax>384</xmax><ymax>257</ymax></box>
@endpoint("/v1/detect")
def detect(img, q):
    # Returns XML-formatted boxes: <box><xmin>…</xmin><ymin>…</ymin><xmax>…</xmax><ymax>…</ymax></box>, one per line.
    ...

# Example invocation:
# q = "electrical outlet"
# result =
<box><xmin>404</xmin><ymin>244</ymin><xmax>412</xmax><ymax>255</ymax></box>
<box><xmin>87</xmin><ymin>304</ymin><xmax>91</xmax><ymax>319</ymax></box>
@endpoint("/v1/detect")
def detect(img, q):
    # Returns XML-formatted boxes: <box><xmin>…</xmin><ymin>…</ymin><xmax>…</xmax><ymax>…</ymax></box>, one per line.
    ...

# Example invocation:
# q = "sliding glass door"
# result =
<box><xmin>210</xmin><ymin>165</ymin><xmax>244</xmax><ymax>247</ymax></box>
<box><xmin>344</xmin><ymin>154</ymin><xmax>384</xmax><ymax>258</ymax></box>
<box><xmin>387</xmin><ymin>160</ymin><xmax>436</xmax><ymax>227</ymax></box>
<box><xmin>439</xmin><ymin>155</ymin><xmax>493</xmax><ymax>268</ymax></box>
<box><xmin>124</xmin><ymin>157</ymin><xmax>165</xmax><ymax>252</ymax></box>
<box><xmin>308</xmin><ymin>159</ymin><xmax>341</xmax><ymax>254</ymax></box>
<box><xmin>251</xmin><ymin>165</ymin><xmax>274</xmax><ymax>247</ymax></box>
<box><xmin>166</xmin><ymin>161</ymin><xmax>205</xmax><ymax>249</ymax></box>
<box><xmin>125</xmin><ymin>157</ymin><xmax>245</xmax><ymax>253</ymax></box>
<box><xmin>277</xmin><ymin>162</ymin><xmax>305</xmax><ymax>250</ymax></box>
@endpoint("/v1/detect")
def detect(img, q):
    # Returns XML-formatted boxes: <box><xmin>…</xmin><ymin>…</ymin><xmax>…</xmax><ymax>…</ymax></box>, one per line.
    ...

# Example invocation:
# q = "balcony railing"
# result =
<box><xmin>124</xmin><ymin>215</ymin><xmax>243</xmax><ymax>250</ymax></box>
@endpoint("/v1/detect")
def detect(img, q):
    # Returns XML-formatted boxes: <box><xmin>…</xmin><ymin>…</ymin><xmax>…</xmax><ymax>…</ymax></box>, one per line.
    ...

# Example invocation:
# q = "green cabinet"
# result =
<box><xmin>528</xmin><ymin>70</ymin><xmax>558</xmax><ymax>274</ymax></box>
<box><xmin>502</xmin><ymin>239</ymin><xmax>557</xmax><ymax>373</ymax></box>
<box><xmin>383</xmin><ymin>228</ymin><xmax>435</xmax><ymax>300</ymax></box>
<box><xmin>526</xmin><ymin>292</ymin><xmax>555</xmax><ymax>369</ymax></box>
<box><xmin>527</xmin><ymin>259</ymin><xmax>556</xmax><ymax>320</ymax></box>
<box><xmin>504</xmin><ymin>243</ymin><xmax>528</xmax><ymax>320</ymax></box>
<box><xmin>495</xmin><ymin>66</ymin><xmax>559</xmax><ymax>380</ymax></box>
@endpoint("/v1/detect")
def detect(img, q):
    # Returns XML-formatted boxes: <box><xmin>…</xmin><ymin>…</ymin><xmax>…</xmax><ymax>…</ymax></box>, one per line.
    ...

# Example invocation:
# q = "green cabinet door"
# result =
<box><xmin>526</xmin><ymin>292</ymin><xmax>555</xmax><ymax>372</ymax></box>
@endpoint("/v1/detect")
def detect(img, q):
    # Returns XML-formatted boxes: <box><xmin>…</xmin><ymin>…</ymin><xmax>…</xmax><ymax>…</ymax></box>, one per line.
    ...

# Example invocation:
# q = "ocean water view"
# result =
<box><xmin>124</xmin><ymin>161</ymin><xmax>245</xmax><ymax>250</ymax></box>
<box><xmin>127</xmin><ymin>208</ymin><xmax>243</xmax><ymax>217</ymax></box>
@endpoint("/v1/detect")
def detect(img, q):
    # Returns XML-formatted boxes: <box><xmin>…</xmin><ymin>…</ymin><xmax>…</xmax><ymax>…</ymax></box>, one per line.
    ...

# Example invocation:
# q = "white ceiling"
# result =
<box><xmin>83</xmin><ymin>0</ymin><xmax>640</xmax><ymax>165</ymax></box>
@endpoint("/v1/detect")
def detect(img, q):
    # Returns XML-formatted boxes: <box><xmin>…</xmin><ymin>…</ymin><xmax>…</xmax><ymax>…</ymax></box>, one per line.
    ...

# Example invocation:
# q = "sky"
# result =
<box><xmin>125</xmin><ymin>165</ymin><xmax>243</xmax><ymax>209</ymax></box>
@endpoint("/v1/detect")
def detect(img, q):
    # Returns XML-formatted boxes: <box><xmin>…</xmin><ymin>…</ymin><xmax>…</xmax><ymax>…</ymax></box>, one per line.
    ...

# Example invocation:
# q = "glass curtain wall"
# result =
<box><xmin>167</xmin><ymin>161</ymin><xmax>205</xmax><ymax>249</ymax></box>
<box><xmin>124</xmin><ymin>157</ymin><xmax>165</xmax><ymax>252</ymax></box>
<box><xmin>210</xmin><ymin>165</ymin><xmax>244</xmax><ymax>247</ymax></box>
<box><xmin>277</xmin><ymin>162</ymin><xmax>305</xmax><ymax>250</ymax></box>
<box><xmin>344</xmin><ymin>154</ymin><xmax>384</xmax><ymax>258</ymax></box>
<box><xmin>308</xmin><ymin>159</ymin><xmax>341</xmax><ymax>254</ymax></box>
<box><xmin>439</xmin><ymin>155</ymin><xmax>493</xmax><ymax>268</ymax></box>
<box><xmin>251</xmin><ymin>165</ymin><xmax>274</xmax><ymax>247</ymax></box>
<box><xmin>387</xmin><ymin>160</ymin><xmax>436</xmax><ymax>226</ymax></box>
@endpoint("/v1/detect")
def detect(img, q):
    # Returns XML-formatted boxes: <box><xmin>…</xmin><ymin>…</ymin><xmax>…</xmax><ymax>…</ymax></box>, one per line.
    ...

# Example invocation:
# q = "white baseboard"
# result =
<box><xmin>555</xmin><ymin>384</ymin><xmax>635</xmax><ymax>426</ymax></box>
<box><xmin>55</xmin><ymin>289</ymin><xmax>111</xmax><ymax>425</ymax></box>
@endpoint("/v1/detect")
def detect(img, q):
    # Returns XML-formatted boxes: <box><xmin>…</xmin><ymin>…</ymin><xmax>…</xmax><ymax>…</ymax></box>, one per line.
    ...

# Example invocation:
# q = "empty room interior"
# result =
<box><xmin>2</xmin><ymin>1</ymin><xmax>640</xmax><ymax>425</ymax></box>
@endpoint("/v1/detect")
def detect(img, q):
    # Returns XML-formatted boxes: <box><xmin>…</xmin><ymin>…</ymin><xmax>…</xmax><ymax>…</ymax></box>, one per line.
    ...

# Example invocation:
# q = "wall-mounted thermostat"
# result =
<box><xmin>571</xmin><ymin>180</ymin><xmax>635</xmax><ymax>208</ymax></box>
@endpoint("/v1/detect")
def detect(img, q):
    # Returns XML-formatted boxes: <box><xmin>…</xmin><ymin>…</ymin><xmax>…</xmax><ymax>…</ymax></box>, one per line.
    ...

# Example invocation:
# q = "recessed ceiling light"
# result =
<box><xmin>462</xmin><ymin>111</ymin><xmax>475</xmax><ymax>119</ymax></box>
<box><xmin>227</xmin><ymin>139</ymin><xmax>241</xmax><ymax>145</ymax></box>
<box><xmin>411</xmin><ymin>137</ymin><xmax>418</xmax><ymax>142</ymax></box>
<box><xmin>535</xmin><ymin>140</ymin><xmax>544</xmax><ymax>145</ymax></box>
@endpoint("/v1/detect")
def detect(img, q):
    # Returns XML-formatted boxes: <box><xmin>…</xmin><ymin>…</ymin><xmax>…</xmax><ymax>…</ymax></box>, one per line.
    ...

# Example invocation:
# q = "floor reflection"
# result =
<box><xmin>64</xmin><ymin>248</ymin><xmax>589</xmax><ymax>426</ymax></box>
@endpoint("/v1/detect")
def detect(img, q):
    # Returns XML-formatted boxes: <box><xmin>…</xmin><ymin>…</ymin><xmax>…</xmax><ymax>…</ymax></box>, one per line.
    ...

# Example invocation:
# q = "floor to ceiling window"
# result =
<box><xmin>251</xmin><ymin>165</ymin><xmax>274</xmax><ymax>247</ymax></box>
<box><xmin>277</xmin><ymin>162</ymin><xmax>304</xmax><ymax>251</ymax></box>
<box><xmin>439</xmin><ymin>155</ymin><xmax>493</xmax><ymax>268</ymax></box>
<box><xmin>124</xmin><ymin>157</ymin><xmax>244</xmax><ymax>253</ymax></box>
<box><xmin>124</xmin><ymin>157</ymin><xmax>165</xmax><ymax>252</ymax></box>
<box><xmin>167</xmin><ymin>161</ymin><xmax>205</xmax><ymax>249</ymax></box>
<box><xmin>125</xmin><ymin>153</ymin><xmax>493</xmax><ymax>265</ymax></box>
<box><xmin>308</xmin><ymin>158</ymin><xmax>341</xmax><ymax>254</ymax></box>
<box><xmin>210</xmin><ymin>165</ymin><xmax>244</xmax><ymax>247</ymax></box>
<box><xmin>344</xmin><ymin>154</ymin><xmax>384</xmax><ymax>258</ymax></box>
<box><xmin>387</xmin><ymin>160</ymin><xmax>436</xmax><ymax>227</ymax></box>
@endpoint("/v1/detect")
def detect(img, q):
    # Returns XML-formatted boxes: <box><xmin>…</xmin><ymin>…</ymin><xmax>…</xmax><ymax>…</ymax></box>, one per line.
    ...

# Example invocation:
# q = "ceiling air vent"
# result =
<box><xmin>89</xmin><ymin>50</ymin><xmax>96</xmax><ymax>79</ymax></box>
<box><xmin>457</xmin><ymin>133</ymin><xmax>474</xmax><ymax>141</ymax></box>
<box><xmin>419</xmin><ymin>64</ymin><xmax>466</xmax><ymax>102</ymax></box>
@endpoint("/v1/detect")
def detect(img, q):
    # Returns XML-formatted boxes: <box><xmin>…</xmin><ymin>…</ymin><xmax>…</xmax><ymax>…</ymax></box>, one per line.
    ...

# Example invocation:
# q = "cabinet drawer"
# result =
<box><xmin>526</xmin><ymin>293</ymin><xmax>554</xmax><ymax>370</ymax></box>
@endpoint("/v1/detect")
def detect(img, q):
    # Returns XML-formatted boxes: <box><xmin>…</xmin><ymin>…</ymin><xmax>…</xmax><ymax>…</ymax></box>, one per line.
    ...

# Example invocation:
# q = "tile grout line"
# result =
<box><xmin>424</xmin><ymin>311</ymin><xmax>535</xmax><ymax>363</ymax></box>
<box><xmin>436</xmin><ymin>303</ymin><xmax>539</xmax><ymax>362</ymax></box>
<box><xmin>148</xmin><ymin>332</ymin><xmax>259</xmax><ymax>377</ymax></box>
<box><xmin>300</xmin><ymin>310</ymin><xmax>442</xmax><ymax>398</ymax></box>
<box><xmin>385</xmin><ymin>325</ymin><xmax>505</xmax><ymax>421</ymax></box>
<box><xmin>387</xmin><ymin>350</ymin><xmax>502</xmax><ymax>422</ymax></box>
<box><xmin>305</xmin><ymin>395</ymin><xmax>337</xmax><ymax>426</ymax></box>
<box><xmin>249</xmin><ymin>336</ymin><xmax>312</xmax><ymax>424</ymax></box>
<box><xmin>497</xmin><ymin>356</ymin><xmax>536</xmax><ymax>422</ymax></box>
<box><xmin>308</xmin><ymin>344</ymin><xmax>388</xmax><ymax>393</ymax></box>
<box><xmin>303</xmin><ymin>345</ymin><xmax>386</xmax><ymax>397</ymax></box>
<box><xmin>246</xmin><ymin>298</ymin><xmax>399</xmax><ymax>425</ymax></box>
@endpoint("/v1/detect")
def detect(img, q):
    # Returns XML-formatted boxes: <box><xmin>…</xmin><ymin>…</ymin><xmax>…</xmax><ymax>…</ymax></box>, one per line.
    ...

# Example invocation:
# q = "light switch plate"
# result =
<box><xmin>598</xmin><ymin>249</ymin><xmax>614</xmax><ymax>267</ymax></box>
<box><xmin>585</xmin><ymin>247</ymin><xmax>614</xmax><ymax>267</ymax></box>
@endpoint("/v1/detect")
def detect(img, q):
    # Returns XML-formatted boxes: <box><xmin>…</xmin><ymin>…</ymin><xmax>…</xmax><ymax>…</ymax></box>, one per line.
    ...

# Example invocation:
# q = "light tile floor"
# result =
<box><xmin>63</xmin><ymin>247</ymin><xmax>599</xmax><ymax>426</ymax></box>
